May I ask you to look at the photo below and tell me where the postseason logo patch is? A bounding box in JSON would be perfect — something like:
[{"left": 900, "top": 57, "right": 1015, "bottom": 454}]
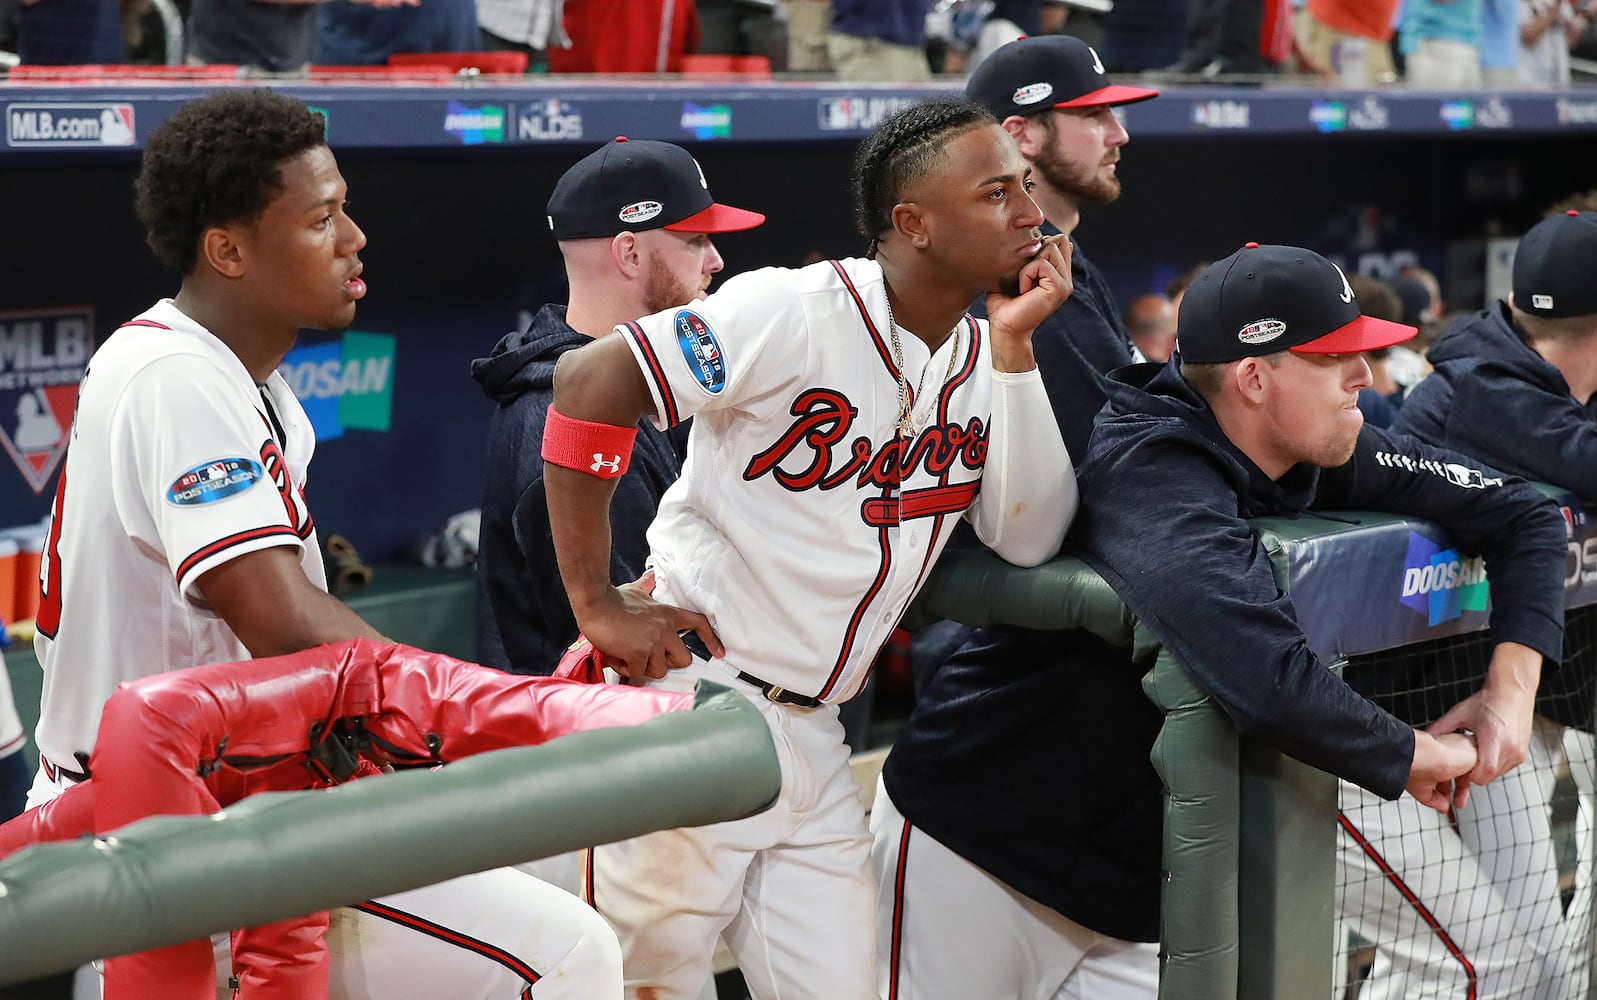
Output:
[
  {"left": 167, "top": 457, "right": 263, "bottom": 506},
  {"left": 674, "top": 310, "right": 726, "bottom": 394}
]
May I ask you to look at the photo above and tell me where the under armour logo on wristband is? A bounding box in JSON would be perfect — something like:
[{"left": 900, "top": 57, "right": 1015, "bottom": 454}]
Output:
[{"left": 591, "top": 455, "right": 622, "bottom": 474}]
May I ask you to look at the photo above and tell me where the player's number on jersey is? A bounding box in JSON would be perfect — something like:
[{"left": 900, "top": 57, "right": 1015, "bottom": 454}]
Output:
[{"left": 36, "top": 465, "right": 67, "bottom": 637}]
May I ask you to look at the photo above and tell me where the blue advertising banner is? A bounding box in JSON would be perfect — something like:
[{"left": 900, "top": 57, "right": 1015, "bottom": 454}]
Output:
[{"left": 1257, "top": 488, "right": 1596, "bottom": 662}]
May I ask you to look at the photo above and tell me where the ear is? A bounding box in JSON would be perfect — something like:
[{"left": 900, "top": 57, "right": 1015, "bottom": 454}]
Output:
[
  {"left": 1003, "top": 114, "right": 1045, "bottom": 159},
  {"left": 611, "top": 232, "right": 643, "bottom": 279},
  {"left": 890, "top": 202, "right": 930, "bottom": 250},
  {"left": 1232, "top": 357, "right": 1269, "bottom": 404},
  {"left": 199, "top": 226, "right": 246, "bottom": 279}
]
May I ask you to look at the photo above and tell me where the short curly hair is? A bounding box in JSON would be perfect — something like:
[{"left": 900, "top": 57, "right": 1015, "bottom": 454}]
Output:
[
  {"left": 851, "top": 99, "right": 995, "bottom": 259},
  {"left": 135, "top": 89, "right": 326, "bottom": 275}
]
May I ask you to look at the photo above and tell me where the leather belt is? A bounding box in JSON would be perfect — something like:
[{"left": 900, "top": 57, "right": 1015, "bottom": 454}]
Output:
[
  {"left": 678, "top": 629, "right": 824, "bottom": 709},
  {"left": 734, "top": 671, "right": 823, "bottom": 709}
]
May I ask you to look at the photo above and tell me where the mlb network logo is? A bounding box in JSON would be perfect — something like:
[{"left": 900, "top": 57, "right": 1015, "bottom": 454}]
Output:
[{"left": 1400, "top": 532, "right": 1488, "bottom": 626}]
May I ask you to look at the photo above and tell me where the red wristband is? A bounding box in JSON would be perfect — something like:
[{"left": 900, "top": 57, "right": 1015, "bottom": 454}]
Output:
[{"left": 542, "top": 405, "right": 637, "bottom": 480}]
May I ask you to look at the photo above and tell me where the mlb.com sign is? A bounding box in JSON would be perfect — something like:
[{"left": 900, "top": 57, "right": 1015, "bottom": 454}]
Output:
[
  {"left": 1400, "top": 532, "right": 1488, "bottom": 627},
  {"left": 7, "top": 103, "right": 134, "bottom": 147},
  {"left": 278, "top": 331, "right": 394, "bottom": 440}
]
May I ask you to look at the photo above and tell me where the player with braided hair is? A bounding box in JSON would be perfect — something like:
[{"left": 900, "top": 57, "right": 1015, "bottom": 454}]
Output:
[{"left": 542, "top": 97, "right": 1078, "bottom": 999}]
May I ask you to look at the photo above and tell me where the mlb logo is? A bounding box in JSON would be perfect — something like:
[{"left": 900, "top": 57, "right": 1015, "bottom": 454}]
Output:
[
  {"left": 203, "top": 463, "right": 227, "bottom": 481},
  {"left": 697, "top": 333, "right": 718, "bottom": 360},
  {"left": 1533, "top": 294, "right": 1554, "bottom": 310}
]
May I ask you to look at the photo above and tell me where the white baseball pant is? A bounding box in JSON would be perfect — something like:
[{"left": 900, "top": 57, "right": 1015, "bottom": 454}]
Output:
[{"left": 870, "top": 779, "right": 1159, "bottom": 1000}]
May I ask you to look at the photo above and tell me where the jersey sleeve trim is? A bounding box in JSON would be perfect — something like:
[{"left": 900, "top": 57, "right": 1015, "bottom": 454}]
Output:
[
  {"left": 175, "top": 525, "right": 304, "bottom": 592},
  {"left": 621, "top": 321, "right": 681, "bottom": 427}
]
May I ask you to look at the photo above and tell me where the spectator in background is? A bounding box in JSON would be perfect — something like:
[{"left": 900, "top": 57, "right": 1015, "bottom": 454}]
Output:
[
  {"left": 549, "top": 0, "right": 698, "bottom": 71},
  {"left": 14, "top": 0, "right": 124, "bottom": 63},
  {"left": 1050, "top": 0, "right": 1112, "bottom": 49},
  {"left": 1164, "top": 0, "right": 1291, "bottom": 73},
  {"left": 786, "top": 0, "right": 831, "bottom": 70},
  {"left": 1100, "top": 0, "right": 1187, "bottom": 69},
  {"left": 1520, "top": 0, "right": 1596, "bottom": 81},
  {"left": 1481, "top": 0, "right": 1522, "bottom": 80},
  {"left": 1124, "top": 292, "right": 1177, "bottom": 362},
  {"left": 827, "top": 0, "right": 932, "bottom": 80},
  {"left": 1389, "top": 268, "right": 1439, "bottom": 388},
  {"left": 967, "top": 0, "right": 1043, "bottom": 65},
  {"left": 1166, "top": 259, "right": 1209, "bottom": 313},
  {"left": 316, "top": 0, "right": 478, "bottom": 64},
  {"left": 1399, "top": 0, "right": 1483, "bottom": 86},
  {"left": 188, "top": 0, "right": 416, "bottom": 71},
  {"left": 1347, "top": 273, "right": 1407, "bottom": 427},
  {"left": 477, "top": 0, "right": 565, "bottom": 69},
  {"left": 1294, "top": 0, "right": 1399, "bottom": 82},
  {"left": 698, "top": 0, "right": 787, "bottom": 68}
]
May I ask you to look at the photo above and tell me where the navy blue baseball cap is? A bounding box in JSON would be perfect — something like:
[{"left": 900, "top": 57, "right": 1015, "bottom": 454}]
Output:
[
  {"left": 547, "top": 137, "right": 765, "bottom": 241},
  {"left": 966, "top": 35, "right": 1159, "bottom": 120},
  {"left": 1513, "top": 210, "right": 1597, "bottom": 318},
  {"left": 1176, "top": 243, "right": 1418, "bottom": 364}
]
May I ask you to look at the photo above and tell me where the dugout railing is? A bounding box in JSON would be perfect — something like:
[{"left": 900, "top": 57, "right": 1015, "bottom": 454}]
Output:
[
  {"left": 912, "top": 491, "right": 1597, "bottom": 1000},
  {"left": 0, "top": 679, "right": 781, "bottom": 984}
]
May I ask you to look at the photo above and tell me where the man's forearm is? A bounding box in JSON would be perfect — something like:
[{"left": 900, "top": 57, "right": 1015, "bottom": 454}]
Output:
[{"left": 970, "top": 368, "right": 1075, "bottom": 566}]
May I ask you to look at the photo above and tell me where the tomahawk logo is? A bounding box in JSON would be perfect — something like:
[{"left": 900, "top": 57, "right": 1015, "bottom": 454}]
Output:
[
  {"left": 1400, "top": 532, "right": 1488, "bottom": 626},
  {"left": 591, "top": 454, "right": 621, "bottom": 475}
]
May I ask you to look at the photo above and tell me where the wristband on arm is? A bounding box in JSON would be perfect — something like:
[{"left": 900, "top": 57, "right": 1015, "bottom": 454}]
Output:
[{"left": 542, "top": 405, "right": 638, "bottom": 480}]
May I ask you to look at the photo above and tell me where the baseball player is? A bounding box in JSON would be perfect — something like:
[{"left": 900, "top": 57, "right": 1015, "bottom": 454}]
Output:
[
  {"left": 473, "top": 137, "right": 764, "bottom": 677},
  {"left": 1, "top": 638, "right": 697, "bottom": 998},
  {"left": 873, "top": 244, "right": 1568, "bottom": 999},
  {"left": 1366, "top": 209, "right": 1597, "bottom": 997},
  {"left": 29, "top": 89, "right": 619, "bottom": 998},
  {"left": 542, "top": 98, "right": 1078, "bottom": 999},
  {"left": 962, "top": 34, "right": 1159, "bottom": 463}
]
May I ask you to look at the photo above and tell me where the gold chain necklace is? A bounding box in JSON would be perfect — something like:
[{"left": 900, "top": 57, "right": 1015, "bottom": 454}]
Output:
[{"left": 884, "top": 290, "right": 960, "bottom": 440}]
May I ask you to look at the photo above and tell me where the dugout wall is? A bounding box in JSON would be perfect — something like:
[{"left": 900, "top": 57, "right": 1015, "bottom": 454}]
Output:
[{"left": 913, "top": 491, "right": 1597, "bottom": 1000}]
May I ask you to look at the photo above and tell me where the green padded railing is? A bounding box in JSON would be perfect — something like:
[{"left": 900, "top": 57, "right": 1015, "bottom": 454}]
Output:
[
  {"left": 0, "top": 680, "right": 779, "bottom": 985},
  {"left": 911, "top": 526, "right": 1361, "bottom": 1000}
]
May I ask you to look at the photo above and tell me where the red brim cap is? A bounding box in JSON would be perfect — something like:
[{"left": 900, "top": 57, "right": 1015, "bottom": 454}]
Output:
[
  {"left": 1290, "top": 314, "right": 1417, "bottom": 355},
  {"left": 1055, "top": 84, "right": 1161, "bottom": 109},
  {"left": 664, "top": 202, "right": 766, "bottom": 234}
]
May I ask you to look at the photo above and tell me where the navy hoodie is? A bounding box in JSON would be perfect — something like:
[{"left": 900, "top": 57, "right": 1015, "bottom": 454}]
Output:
[
  {"left": 883, "top": 360, "right": 1566, "bottom": 944},
  {"left": 1399, "top": 302, "right": 1597, "bottom": 499},
  {"left": 471, "top": 304, "right": 684, "bottom": 674},
  {"left": 971, "top": 233, "right": 1137, "bottom": 465}
]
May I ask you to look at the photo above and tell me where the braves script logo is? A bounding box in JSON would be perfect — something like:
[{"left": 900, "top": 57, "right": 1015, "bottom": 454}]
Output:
[
  {"left": 260, "top": 438, "right": 314, "bottom": 538},
  {"left": 742, "top": 388, "right": 987, "bottom": 513}
]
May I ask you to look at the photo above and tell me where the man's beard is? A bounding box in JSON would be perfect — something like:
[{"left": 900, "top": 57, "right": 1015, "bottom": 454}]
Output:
[
  {"left": 641, "top": 253, "right": 701, "bottom": 315},
  {"left": 998, "top": 273, "right": 1023, "bottom": 299},
  {"left": 1035, "top": 132, "right": 1121, "bottom": 205}
]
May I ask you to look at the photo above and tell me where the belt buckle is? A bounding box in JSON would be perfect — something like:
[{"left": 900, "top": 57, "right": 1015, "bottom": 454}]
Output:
[{"left": 763, "top": 684, "right": 788, "bottom": 705}]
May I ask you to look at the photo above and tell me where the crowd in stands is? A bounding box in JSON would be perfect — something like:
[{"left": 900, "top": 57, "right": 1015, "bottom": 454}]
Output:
[{"left": 1, "top": 0, "right": 1595, "bottom": 82}]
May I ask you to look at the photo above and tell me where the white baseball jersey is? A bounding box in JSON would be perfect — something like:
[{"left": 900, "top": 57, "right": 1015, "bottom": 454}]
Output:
[
  {"left": 623, "top": 257, "right": 1071, "bottom": 703},
  {"left": 32, "top": 299, "right": 322, "bottom": 772}
]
